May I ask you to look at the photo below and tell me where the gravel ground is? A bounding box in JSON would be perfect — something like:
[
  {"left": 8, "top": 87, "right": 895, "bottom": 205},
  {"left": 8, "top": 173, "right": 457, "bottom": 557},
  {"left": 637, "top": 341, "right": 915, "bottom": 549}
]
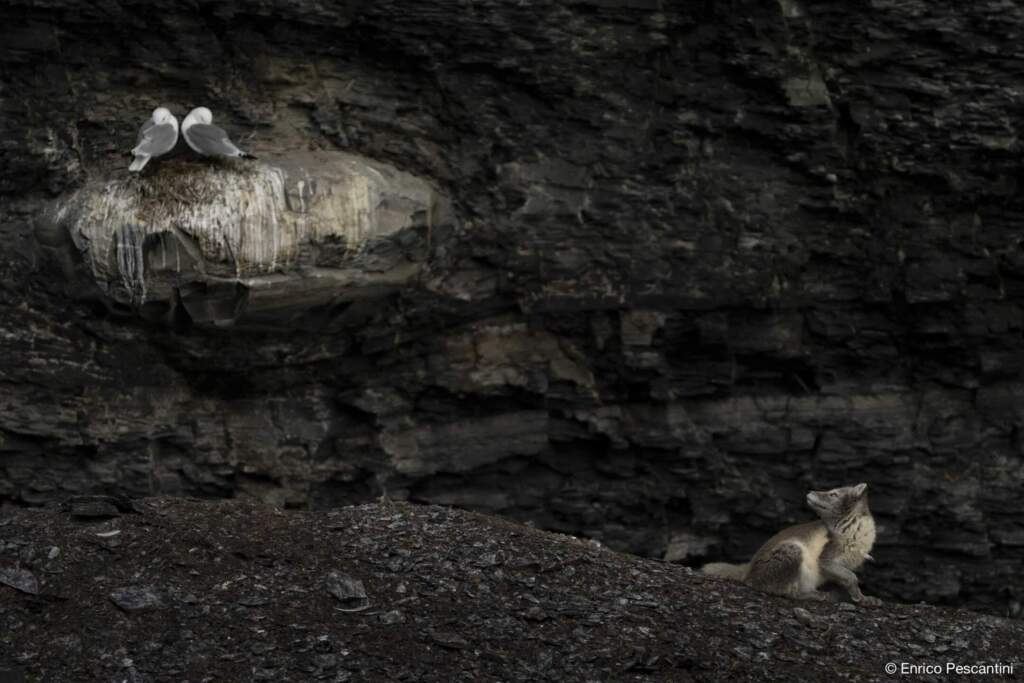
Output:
[{"left": 1, "top": 497, "right": 1021, "bottom": 682}]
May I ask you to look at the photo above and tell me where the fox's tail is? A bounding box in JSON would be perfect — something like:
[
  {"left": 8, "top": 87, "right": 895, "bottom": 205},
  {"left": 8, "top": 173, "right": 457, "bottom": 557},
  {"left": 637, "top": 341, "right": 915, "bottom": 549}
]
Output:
[{"left": 701, "top": 562, "right": 749, "bottom": 581}]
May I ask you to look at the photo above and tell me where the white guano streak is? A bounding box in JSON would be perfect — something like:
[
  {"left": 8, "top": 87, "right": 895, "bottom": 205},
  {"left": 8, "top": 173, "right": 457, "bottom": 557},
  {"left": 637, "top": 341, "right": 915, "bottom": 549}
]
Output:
[{"left": 65, "top": 165, "right": 376, "bottom": 302}]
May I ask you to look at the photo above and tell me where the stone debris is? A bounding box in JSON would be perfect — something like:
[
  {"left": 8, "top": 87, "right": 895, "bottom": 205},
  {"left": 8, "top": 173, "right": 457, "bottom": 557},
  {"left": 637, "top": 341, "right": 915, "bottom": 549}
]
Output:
[
  {"left": 109, "top": 586, "right": 163, "bottom": 612},
  {"left": 67, "top": 498, "right": 122, "bottom": 520},
  {"left": 0, "top": 567, "right": 39, "bottom": 595},
  {"left": 325, "top": 571, "right": 369, "bottom": 611},
  {"left": 3, "top": 498, "right": 1021, "bottom": 682}
]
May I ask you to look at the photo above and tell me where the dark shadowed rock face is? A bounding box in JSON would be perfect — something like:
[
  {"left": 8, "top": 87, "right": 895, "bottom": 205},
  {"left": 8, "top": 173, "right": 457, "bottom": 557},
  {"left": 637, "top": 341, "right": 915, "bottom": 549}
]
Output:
[{"left": 1, "top": 0, "right": 1023, "bottom": 617}]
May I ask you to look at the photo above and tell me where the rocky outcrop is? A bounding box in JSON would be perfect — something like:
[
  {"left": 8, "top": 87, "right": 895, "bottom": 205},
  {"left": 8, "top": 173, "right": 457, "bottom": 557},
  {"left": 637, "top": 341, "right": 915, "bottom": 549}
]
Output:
[
  {"left": 1, "top": 0, "right": 1023, "bottom": 618},
  {"left": 2, "top": 499, "right": 1023, "bottom": 682},
  {"left": 37, "top": 152, "right": 447, "bottom": 327}
]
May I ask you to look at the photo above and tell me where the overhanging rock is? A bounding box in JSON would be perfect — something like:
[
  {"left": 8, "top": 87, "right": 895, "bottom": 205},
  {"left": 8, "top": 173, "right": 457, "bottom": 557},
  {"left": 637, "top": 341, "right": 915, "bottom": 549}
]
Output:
[{"left": 38, "top": 152, "right": 452, "bottom": 328}]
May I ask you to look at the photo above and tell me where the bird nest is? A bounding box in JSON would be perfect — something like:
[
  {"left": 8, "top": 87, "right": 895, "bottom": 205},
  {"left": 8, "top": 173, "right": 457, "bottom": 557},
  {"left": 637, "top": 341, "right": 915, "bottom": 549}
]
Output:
[{"left": 56, "top": 159, "right": 376, "bottom": 303}]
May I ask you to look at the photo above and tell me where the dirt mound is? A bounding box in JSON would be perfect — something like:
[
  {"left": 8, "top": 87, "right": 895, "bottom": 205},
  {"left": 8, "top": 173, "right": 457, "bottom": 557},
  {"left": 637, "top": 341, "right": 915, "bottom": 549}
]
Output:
[{"left": 1, "top": 498, "right": 1021, "bottom": 682}]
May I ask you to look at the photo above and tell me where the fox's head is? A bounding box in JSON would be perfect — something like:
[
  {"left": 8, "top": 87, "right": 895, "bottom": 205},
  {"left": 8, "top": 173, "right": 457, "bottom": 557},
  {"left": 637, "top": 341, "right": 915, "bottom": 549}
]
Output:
[{"left": 806, "top": 483, "right": 869, "bottom": 527}]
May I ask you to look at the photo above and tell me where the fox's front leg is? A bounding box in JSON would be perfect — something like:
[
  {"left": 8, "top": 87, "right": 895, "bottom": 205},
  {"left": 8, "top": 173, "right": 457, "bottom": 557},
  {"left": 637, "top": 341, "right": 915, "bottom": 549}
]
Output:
[{"left": 820, "top": 561, "right": 881, "bottom": 606}]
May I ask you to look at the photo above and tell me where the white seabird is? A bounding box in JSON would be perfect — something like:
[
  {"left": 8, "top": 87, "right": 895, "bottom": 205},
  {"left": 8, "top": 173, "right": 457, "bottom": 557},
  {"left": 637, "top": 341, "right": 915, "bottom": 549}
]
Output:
[
  {"left": 129, "top": 107, "right": 179, "bottom": 172},
  {"left": 181, "top": 107, "right": 256, "bottom": 160}
]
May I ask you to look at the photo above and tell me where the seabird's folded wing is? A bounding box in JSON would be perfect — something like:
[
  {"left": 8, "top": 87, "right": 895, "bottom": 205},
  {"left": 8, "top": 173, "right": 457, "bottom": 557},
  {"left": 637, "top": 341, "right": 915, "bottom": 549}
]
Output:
[
  {"left": 133, "top": 122, "right": 178, "bottom": 157},
  {"left": 136, "top": 122, "right": 178, "bottom": 156},
  {"left": 135, "top": 118, "right": 156, "bottom": 148},
  {"left": 185, "top": 123, "right": 244, "bottom": 157}
]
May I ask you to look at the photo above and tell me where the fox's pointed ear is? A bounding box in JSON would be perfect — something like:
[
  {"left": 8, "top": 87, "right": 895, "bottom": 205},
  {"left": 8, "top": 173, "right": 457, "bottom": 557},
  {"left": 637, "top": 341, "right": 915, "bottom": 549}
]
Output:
[{"left": 853, "top": 483, "right": 868, "bottom": 496}]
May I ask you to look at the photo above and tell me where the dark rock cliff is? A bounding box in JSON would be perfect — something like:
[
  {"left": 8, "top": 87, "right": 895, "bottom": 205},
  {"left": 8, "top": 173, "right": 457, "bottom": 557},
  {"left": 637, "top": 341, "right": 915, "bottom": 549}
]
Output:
[{"left": 1, "top": 0, "right": 1022, "bottom": 617}]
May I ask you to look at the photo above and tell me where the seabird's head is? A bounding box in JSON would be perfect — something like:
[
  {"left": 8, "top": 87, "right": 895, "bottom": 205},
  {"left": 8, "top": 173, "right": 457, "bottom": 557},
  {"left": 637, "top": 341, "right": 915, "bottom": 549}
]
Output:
[
  {"left": 152, "top": 107, "right": 175, "bottom": 125},
  {"left": 187, "top": 107, "right": 213, "bottom": 125}
]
